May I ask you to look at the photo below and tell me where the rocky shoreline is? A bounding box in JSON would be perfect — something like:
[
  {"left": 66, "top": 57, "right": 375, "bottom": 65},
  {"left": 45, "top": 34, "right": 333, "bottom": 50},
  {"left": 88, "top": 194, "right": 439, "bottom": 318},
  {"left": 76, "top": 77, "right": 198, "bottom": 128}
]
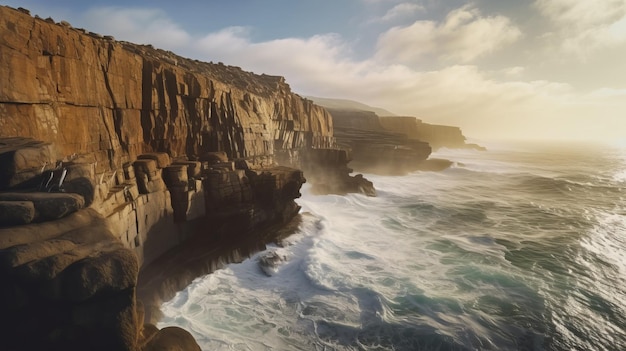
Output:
[{"left": 0, "top": 5, "right": 479, "bottom": 350}]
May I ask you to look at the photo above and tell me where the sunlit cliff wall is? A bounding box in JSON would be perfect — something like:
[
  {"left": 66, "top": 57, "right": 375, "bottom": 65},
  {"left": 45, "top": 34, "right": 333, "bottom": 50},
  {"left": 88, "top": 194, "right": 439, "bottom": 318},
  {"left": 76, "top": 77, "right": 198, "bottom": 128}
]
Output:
[
  {"left": 0, "top": 6, "right": 338, "bottom": 350},
  {"left": 0, "top": 6, "right": 333, "bottom": 174}
]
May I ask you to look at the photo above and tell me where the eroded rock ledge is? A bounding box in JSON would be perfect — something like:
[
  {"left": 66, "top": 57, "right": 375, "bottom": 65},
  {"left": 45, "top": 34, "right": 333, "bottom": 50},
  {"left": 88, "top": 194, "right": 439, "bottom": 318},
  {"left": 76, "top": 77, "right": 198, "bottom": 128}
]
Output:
[
  {"left": 0, "top": 5, "right": 375, "bottom": 351},
  {"left": 327, "top": 108, "right": 485, "bottom": 175}
]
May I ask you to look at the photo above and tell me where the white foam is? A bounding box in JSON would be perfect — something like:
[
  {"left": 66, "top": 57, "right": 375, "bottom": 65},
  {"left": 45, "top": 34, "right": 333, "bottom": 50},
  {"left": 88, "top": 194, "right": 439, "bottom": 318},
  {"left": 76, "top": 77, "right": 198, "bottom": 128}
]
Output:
[{"left": 158, "top": 145, "right": 626, "bottom": 350}]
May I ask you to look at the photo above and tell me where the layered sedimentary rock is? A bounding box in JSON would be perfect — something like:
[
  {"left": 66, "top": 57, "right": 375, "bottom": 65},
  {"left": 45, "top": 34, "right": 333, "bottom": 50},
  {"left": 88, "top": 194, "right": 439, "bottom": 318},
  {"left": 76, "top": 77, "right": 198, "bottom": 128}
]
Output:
[
  {"left": 378, "top": 116, "right": 485, "bottom": 150},
  {"left": 0, "top": 209, "right": 139, "bottom": 351},
  {"left": 0, "top": 6, "right": 333, "bottom": 169},
  {"left": 0, "top": 5, "right": 367, "bottom": 350},
  {"left": 328, "top": 108, "right": 433, "bottom": 174}
]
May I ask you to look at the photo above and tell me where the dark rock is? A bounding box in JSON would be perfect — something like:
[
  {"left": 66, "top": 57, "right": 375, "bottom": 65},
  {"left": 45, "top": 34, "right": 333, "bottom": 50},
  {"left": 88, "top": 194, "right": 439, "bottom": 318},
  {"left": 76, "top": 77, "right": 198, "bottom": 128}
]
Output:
[
  {"left": 200, "top": 151, "right": 229, "bottom": 164},
  {"left": 0, "top": 192, "right": 85, "bottom": 221},
  {"left": 0, "top": 200, "right": 35, "bottom": 226},
  {"left": 63, "top": 177, "right": 96, "bottom": 207},
  {"left": 133, "top": 159, "right": 159, "bottom": 175},
  {"left": 162, "top": 165, "right": 188, "bottom": 188},
  {"left": 142, "top": 326, "right": 201, "bottom": 351},
  {"left": 300, "top": 149, "right": 376, "bottom": 196},
  {"left": 62, "top": 247, "right": 138, "bottom": 302},
  {"left": 0, "top": 209, "right": 139, "bottom": 351},
  {"left": 258, "top": 250, "right": 286, "bottom": 276},
  {"left": 138, "top": 153, "right": 172, "bottom": 169},
  {"left": 140, "top": 323, "right": 160, "bottom": 346},
  {"left": 172, "top": 161, "right": 201, "bottom": 178}
]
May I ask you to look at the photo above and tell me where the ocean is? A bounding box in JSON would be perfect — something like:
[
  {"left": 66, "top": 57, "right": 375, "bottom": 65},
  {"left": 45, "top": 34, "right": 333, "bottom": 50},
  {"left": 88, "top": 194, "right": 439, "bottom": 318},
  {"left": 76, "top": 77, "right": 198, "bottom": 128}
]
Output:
[{"left": 158, "top": 141, "right": 626, "bottom": 351}]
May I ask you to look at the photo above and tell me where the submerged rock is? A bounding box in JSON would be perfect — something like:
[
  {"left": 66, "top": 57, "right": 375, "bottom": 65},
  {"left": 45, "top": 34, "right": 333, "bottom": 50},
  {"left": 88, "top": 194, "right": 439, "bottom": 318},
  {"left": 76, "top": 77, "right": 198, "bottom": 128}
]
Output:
[{"left": 258, "top": 250, "right": 287, "bottom": 276}]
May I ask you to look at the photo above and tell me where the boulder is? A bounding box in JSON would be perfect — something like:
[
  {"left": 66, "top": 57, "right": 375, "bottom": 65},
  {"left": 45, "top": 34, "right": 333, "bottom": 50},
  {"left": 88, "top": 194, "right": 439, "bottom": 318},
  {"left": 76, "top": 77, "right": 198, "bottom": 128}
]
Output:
[
  {"left": 142, "top": 326, "right": 201, "bottom": 351},
  {"left": 63, "top": 177, "right": 96, "bottom": 207},
  {"left": 133, "top": 159, "right": 158, "bottom": 176},
  {"left": 0, "top": 138, "right": 57, "bottom": 189},
  {"left": 138, "top": 153, "right": 171, "bottom": 168},
  {"left": 0, "top": 200, "right": 35, "bottom": 226},
  {"left": 62, "top": 247, "right": 138, "bottom": 302},
  {"left": 172, "top": 161, "right": 201, "bottom": 178},
  {"left": 0, "top": 192, "right": 85, "bottom": 221},
  {"left": 162, "top": 165, "right": 188, "bottom": 188}
]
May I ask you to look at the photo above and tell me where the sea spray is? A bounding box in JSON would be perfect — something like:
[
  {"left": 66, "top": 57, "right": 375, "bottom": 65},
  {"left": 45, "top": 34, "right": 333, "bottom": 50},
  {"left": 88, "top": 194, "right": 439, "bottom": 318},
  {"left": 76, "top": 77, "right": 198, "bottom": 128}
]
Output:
[{"left": 160, "top": 142, "right": 626, "bottom": 351}]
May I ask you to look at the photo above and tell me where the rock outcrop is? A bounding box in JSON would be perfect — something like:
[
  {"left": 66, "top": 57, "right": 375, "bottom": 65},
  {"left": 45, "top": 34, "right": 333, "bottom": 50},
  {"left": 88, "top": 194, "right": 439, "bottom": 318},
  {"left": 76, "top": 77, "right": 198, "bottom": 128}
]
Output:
[
  {"left": 328, "top": 108, "right": 433, "bottom": 175},
  {"left": 0, "top": 209, "right": 139, "bottom": 351},
  {"left": 327, "top": 108, "right": 485, "bottom": 174},
  {"left": 300, "top": 148, "right": 375, "bottom": 196},
  {"left": 0, "top": 5, "right": 372, "bottom": 351},
  {"left": 378, "top": 116, "right": 485, "bottom": 150}
]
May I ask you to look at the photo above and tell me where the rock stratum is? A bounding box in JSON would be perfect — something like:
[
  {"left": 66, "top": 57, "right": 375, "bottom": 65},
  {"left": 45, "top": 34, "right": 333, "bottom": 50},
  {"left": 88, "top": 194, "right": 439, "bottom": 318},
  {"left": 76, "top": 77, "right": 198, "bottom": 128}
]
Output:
[
  {"left": 0, "top": 6, "right": 373, "bottom": 351},
  {"left": 324, "top": 107, "right": 484, "bottom": 174}
]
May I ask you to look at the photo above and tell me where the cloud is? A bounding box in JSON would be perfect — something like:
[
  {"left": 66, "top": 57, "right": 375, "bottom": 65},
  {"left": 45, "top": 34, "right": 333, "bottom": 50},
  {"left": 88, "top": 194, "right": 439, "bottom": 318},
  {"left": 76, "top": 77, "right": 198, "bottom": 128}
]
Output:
[
  {"left": 502, "top": 66, "right": 525, "bottom": 78},
  {"left": 82, "top": 7, "right": 191, "bottom": 49},
  {"left": 72, "top": 5, "right": 625, "bottom": 142},
  {"left": 375, "top": 5, "right": 522, "bottom": 65},
  {"left": 379, "top": 3, "right": 424, "bottom": 22},
  {"left": 535, "top": 0, "right": 626, "bottom": 53}
]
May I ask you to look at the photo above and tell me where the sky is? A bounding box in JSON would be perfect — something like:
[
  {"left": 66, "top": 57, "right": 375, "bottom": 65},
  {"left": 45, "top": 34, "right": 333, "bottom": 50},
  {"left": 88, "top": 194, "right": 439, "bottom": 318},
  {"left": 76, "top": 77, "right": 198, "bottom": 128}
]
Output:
[{"left": 3, "top": 0, "right": 626, "bottom": 143}]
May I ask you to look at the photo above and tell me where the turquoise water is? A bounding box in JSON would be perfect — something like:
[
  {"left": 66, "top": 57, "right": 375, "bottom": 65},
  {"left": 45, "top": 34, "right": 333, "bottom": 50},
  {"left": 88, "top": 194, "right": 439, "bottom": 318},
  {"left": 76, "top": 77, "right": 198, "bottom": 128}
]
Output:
[{"left": 159, "top": 142, "right": 626, "bottom": 350}]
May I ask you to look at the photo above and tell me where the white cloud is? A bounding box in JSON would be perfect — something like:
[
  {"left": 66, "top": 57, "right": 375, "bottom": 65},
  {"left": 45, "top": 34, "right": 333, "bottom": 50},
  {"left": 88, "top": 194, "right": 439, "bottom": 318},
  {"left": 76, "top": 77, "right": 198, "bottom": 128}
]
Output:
[
  {"left": 73, "top": 5, "right": 625, "bottom": 142},
  {"left": 502, "top": 66, "right": 525, "bottom": 78},
  {"left": 375, "top": 5, "right": 522, "bottom": 65},
  {"left": 589, "top": 87, "right": 626, "bottom": 98},
  {"left": 82, "top": 7, "right": 191, "bottom": 49},
  {"left": 535, "top": 0, "right": 626, "bottom": 53},
  {"left": 380, "top": 3, "right": 424, "bottom": 22}
]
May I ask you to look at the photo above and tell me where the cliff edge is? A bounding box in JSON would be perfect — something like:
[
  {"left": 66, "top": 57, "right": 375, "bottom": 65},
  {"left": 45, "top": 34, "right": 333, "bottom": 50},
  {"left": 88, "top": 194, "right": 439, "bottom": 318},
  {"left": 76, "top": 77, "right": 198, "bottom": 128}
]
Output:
[{"left": 0, "top": 6, "right": 372, "bottom": 350}]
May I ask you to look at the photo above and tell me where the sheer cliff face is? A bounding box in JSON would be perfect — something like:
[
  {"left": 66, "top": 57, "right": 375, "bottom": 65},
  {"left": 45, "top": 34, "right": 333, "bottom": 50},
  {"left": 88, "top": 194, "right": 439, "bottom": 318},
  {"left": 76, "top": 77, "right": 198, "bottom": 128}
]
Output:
[
  {"left": 378, "top": 116, "right": 466, "bottom": 149},
  {"left": 0, "top": 6, "right": 333, "bottom": 173}
]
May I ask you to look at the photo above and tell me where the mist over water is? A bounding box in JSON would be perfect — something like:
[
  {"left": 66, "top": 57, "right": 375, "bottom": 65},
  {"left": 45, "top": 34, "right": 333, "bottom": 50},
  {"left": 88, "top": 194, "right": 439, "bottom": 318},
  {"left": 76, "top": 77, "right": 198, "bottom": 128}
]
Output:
[{"left": 159, "top": 142, "right": 626, "bottom": 351}]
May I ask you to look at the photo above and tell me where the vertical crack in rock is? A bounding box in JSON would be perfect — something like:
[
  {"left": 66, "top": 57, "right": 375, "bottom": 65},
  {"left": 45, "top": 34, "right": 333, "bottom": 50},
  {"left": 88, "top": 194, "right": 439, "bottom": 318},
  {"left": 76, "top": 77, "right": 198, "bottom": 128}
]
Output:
[{"left": 103, "top": 42, "right": 128, "bottom": 154}]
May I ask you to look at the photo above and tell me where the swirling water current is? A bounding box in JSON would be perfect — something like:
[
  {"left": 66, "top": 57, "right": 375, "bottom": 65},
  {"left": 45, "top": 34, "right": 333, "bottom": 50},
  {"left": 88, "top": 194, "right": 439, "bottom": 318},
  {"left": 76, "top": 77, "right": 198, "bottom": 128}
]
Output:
[{"left": 159, "top": 142, "right": 626, "bottom": 350}]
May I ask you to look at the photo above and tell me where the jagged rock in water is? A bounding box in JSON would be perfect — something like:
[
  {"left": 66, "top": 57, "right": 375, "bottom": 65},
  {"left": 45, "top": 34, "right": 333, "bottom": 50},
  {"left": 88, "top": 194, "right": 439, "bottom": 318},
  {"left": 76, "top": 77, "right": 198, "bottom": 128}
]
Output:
[
  {"left": 258, "top": 250, "right": 287, "bottom": 276},
  {"left": 301, "top": 148, "right": 376, "bottom": 196}
]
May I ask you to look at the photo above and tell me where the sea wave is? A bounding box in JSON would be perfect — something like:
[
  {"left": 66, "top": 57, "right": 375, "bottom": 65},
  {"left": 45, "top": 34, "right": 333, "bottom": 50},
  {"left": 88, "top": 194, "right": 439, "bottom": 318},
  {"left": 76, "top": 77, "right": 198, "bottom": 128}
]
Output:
[{"left": 159, "top": 143, "right": 626, "bottom": 351}]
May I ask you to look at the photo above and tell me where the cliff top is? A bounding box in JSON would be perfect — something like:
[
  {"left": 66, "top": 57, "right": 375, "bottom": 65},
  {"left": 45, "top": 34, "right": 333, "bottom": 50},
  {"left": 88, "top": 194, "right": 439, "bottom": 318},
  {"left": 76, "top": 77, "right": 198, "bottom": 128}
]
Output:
[
  {"left": 1, "top": 5, "right": 291, "bottom": 98},
  {"left": 307, "top": 96, "right": 397, "bottom": 117}
]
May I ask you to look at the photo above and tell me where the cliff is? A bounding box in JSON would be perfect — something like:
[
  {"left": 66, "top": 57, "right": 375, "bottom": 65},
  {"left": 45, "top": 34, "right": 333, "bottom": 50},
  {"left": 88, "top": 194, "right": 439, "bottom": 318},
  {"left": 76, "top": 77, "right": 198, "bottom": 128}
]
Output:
[
  {"left": 0, "top": 5, "right": 372, "bottom": 350},
  {"left": 378, "top": 116, "right": 485, "bottom": 150},
  {"left": 0, "top": 7, "right": 334, "bottom": 168},
  {"left": 327, "top": 108, "right": 434, "bottom": 174}
]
